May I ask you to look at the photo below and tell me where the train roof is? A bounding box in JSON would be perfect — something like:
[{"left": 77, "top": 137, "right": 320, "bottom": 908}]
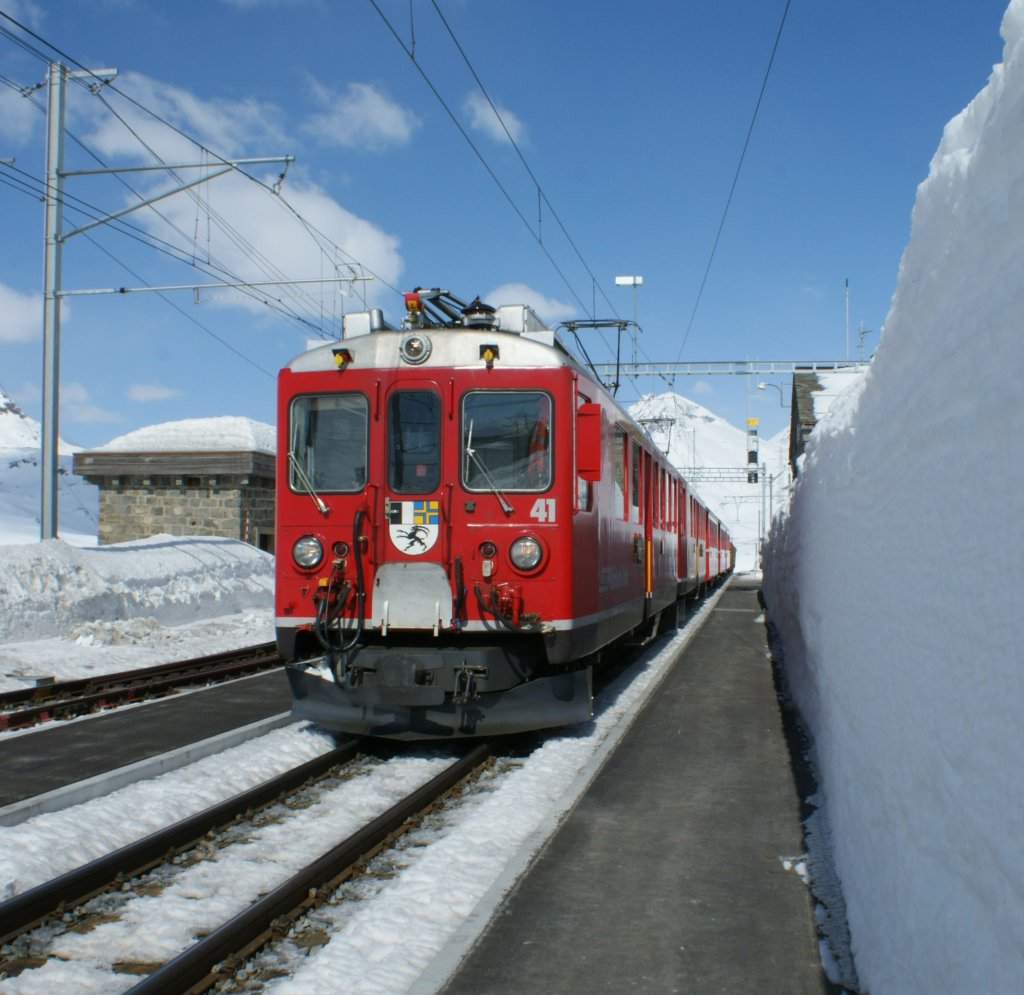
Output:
[{"left": 285, "top": 299, "right": 590, "bottom": 378}]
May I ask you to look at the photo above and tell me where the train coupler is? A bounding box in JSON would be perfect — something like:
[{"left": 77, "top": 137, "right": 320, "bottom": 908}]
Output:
[
  {"left": 453, "top": 665, "right": 488, "bottom": 705},
  {"left": 325, "top": 650, "right": 363, "bottom": 689}
]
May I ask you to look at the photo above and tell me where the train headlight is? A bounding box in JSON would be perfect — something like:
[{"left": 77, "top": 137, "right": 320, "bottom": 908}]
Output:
[
  {"left": 399, "top": 333, "right": 431, "bottom": 365},
  {"left": 292, "top": 535, "right": 324, "bottom": 569},
  {"left": 509, "top": 535, "right": 543, "bottom": 572}
]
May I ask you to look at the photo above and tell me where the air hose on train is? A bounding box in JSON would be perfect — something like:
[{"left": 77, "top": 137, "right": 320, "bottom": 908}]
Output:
[
  {"left": 326, "top": 508, "right": 367, "bottom": 687},
  {"left": 473, "top": 583, "right": 539, "bottom": 632},
  {"left": 453, "top": 556, "right": 467, "bottom": 631}
]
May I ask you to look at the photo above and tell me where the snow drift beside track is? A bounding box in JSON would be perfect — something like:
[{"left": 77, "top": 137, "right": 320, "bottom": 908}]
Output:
[{"left": 763, "top": 2, "right": 1024, "bottom": 991}]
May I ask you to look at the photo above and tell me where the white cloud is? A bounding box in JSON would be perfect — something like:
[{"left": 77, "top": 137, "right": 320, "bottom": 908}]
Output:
[
  {"left": 304, "top": 81, "right": 420, "bottom": 152},
  {"left": 0, "top": 283, "right": 40, "bottom": 342},
  {"left": 142, "top": 170, "right": 404, "bottom": 316},
  {"left": 485, "top": 283, "right": 574, "bottom": 325},
  {"left": 0, "top": 85, "right": 41, "bottom": 148},
  {"left": 79, "top": 71, "right": 289, "bottom": 164},
  {"left": 127, "top": 383, "right": 182, "bottom": 402},
  {"left": 693, "top": 380, "right": 714, "bottom": 396},
  {"left": 61, "top": 382, "right": 123, "bottom": 424},
  {"left": 1, "top": 0, "right": 45, "bottom": 29},
  {"left": 463, "top": 92, "right": 525, "bottom": 146}
]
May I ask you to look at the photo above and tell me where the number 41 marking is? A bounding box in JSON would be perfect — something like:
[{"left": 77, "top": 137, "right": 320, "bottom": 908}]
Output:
[{"left": 529, "top": 498, "right": 557, "bottom": 523}]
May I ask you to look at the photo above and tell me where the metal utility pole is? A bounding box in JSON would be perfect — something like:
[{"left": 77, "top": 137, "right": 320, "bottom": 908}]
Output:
[
  {"left": 38, "top": 61, "right": 293, "bottom": 540},
  {"left": 845, "top": 277, "right": 850, "bottom": 361},
  {"left": 41, "top": 62, "right": 117, "bottom": 540}
]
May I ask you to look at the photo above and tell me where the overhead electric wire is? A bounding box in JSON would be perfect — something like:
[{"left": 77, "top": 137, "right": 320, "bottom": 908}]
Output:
[
  {"left": 0, "top": 9, "right": 384, "bottom": 338},
  {"left": 0, "top": 99, "right": 330, "bottom": 338},
  {"left": 0, "top": 158, "right": 282, "bottom": 372},
  {"left": 427, "top": 0, "right": 619, "bottom": 321},
  {"left": 675, "top": 0, "right": 792, "bottom": 361},
  {"left": 91, "top": 90, "right": 331, "bottom": 334},
  {"left": 368, "top": 0, "right": 595, "bottom": 321},
  {"left": 81, "top": 231, "right": 276, "bottom": 378}
]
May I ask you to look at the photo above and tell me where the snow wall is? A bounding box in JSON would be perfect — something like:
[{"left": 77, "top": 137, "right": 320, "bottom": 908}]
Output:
[{"left": 762, "top": 2, "right": 1024, "bottom": 992}]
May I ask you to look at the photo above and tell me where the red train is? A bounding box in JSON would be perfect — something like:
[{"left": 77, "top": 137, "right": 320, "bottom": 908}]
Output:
[{"left": 276, "top": 290, "right": 733, "bottom": 739}]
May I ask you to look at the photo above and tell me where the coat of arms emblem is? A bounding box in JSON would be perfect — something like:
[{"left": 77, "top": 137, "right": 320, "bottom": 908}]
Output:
[{"left": 387, "top": 499, "right": 440, "bottom": 555}]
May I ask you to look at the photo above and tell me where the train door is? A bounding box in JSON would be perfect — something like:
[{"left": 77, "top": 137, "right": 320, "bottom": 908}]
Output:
[
  {"left": 376, "top": 381, "right": 451, "bottom": 633},
  {"left": 678, "top": 483, "right": 687, "bottom": 583}
]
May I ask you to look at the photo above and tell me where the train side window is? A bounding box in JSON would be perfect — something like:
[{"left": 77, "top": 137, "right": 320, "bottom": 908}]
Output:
[
  {"left": 289, "top": 393, "right": 368, "bottom": 493},
  {"left": 614, "top": 429, "right": 627, "bottom": 519},
  {"left": 388, "top": 390, "right": 441, "bottom": 493},
  {"left": 462, "top": 390, "right": 552, "bottom": 492},
  {"left": 631, "top": 440, "right": 641, "bottom": 524}
]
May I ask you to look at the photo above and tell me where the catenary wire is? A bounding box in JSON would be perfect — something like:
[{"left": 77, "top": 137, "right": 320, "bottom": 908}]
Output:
[
  {"left": 675, "top": 0, "right": 792, "bottom": 361},
  {"left": 368, "top": 0, "right": 596, "bottom": 321},
  {"left": 0, "top": 10, "right": 382, "bottom": 333}
]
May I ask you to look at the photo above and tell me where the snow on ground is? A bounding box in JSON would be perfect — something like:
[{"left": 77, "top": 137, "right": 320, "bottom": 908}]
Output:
[
  {"left": 8, "top": 8, "right": 1021, "bottom": 984},
  {"left": 0, "top": 404, "right": 277, "bottom": 691},
  {"left": 0, "top": 536, "right": 275, "bottom": 692},
  {"left": 763, "top": 2, "right": 1024, "bottom": 992},
  {"left": 0, "top": 595, "right": 725, "bottom": 994},
  {"left": 0, "top": 395, "right": 763, "bottom": 991}
]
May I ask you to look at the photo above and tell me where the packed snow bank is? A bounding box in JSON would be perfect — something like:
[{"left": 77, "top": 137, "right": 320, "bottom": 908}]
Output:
[
  {"left": 0, "top": 535, "right": 274, "bottom": 644},
  {"left": 763, "top": 3, "right": 1024, "bottom": 992}
]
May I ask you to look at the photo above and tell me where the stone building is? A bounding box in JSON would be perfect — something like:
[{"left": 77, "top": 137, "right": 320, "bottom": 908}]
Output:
[{"left": 73, "top": 417, "right": 276, "bottom": 551}]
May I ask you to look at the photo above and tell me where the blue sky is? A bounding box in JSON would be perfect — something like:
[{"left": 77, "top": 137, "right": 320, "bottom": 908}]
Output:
[{"left": 0, "top": 0, "right": 1011, "bottom": 448}]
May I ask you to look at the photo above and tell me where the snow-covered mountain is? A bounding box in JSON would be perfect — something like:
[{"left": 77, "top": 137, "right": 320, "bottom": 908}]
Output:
[
  {"left": 0, "top": 390, "right": 45, "bottom": 451},
  {"left": 0, "top": 388, "right": 98, "bottom": 545}
]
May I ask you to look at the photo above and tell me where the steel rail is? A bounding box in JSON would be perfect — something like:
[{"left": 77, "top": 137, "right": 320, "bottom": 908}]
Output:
[
  {"left": 127, "top": 741, "right": 497, "bottom": 995},
  {"left": 0, "top": 642, "right": 283, "bottom": 730},
  {"left": 0, "top": 741, "right": 360, "bottom": 944}
]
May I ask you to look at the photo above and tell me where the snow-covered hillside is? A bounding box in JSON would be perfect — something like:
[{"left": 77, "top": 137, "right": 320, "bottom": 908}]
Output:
[
  {"left": 763, "top": 2, "right": 1024, "bottom": 991},
  {"left": 0, "top": 390, "right": 98, "bottom": 546}
]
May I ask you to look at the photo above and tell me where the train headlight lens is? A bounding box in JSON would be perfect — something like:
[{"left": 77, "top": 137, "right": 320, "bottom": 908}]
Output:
[
  {"left": 479, "top": 541, "right": 497, "bottom": 559},
  {"left": 293, "top": 535, "right": 324, "bottom": 569},
  {"left": 400, "top": 333, "right": 431, "bottom": 364},
  {"left": 509, "top": 536, "right": 543, "bottom": 571}
]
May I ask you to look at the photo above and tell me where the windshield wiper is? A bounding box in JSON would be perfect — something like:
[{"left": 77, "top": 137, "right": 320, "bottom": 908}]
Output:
[
  {"left": 287, "top": 451, "right": 330, "bottom": 515},
  {"left": 465, "top": 420, "right": 513, "bottom": 515}
]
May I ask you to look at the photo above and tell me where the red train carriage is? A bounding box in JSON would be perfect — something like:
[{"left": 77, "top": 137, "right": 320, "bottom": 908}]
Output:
[{"left": 276, "top": 290, "right": 731, "bottom": 739}]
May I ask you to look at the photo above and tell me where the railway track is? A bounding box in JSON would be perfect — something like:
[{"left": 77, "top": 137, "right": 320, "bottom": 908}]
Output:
[
  {"left": 0, "top": 642, "right": 283, "bottom": 731},
  {"left": 0, "top": 740, "right": 497, "bottom": 991},
  {"left": 0, "top": 740, "right": 361, "bottom": 946}
]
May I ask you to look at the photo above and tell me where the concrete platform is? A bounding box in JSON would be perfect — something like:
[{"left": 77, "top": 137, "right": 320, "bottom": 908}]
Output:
[
  {"left": 442, "top": 578, "right": 833, "bottom": 994},
  {"left": 0, "top": 669, "right": 292, "bottom": 808}
]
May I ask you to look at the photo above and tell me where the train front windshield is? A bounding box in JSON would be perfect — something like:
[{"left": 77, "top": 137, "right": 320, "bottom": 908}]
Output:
[
  {"left": 288, "top": 393, "right": 368, "bottom": 493},
  {"left": 462, "top": 391, "right": 552, "bottom": 491}
]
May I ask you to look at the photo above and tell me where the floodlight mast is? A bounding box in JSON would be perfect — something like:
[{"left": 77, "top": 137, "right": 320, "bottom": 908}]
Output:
[
  {"left": 38, "top": 61, "right": 293, "bottom": 540},
  {"left": 614, "top": 275, "right": 643, "bottom": 365}
]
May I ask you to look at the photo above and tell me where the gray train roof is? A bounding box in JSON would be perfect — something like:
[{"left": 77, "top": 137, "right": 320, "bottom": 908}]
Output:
[{"left": 285, "top": 304, "right": 588, "bottom": 376}]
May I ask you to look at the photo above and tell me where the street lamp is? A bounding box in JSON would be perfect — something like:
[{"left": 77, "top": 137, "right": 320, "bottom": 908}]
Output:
[
  {"left": 757, "top": 381, "right": 790, "bottom": 408},
  {"left": 614, "top": 275, "right": 642, "bottom": 365}
]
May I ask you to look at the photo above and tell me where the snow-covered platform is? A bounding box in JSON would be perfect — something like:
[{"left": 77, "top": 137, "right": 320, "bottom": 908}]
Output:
[{"left": 439, "top": 577, "right": 831, "bottom": 993}]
